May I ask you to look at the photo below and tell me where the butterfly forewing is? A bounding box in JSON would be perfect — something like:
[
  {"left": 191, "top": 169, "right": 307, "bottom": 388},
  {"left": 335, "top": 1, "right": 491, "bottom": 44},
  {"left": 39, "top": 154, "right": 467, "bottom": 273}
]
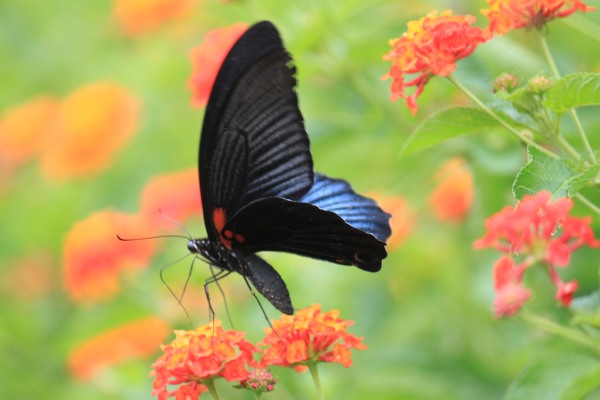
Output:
[{"left": 200, "top": 21, "right": 313, "bottom": 242}]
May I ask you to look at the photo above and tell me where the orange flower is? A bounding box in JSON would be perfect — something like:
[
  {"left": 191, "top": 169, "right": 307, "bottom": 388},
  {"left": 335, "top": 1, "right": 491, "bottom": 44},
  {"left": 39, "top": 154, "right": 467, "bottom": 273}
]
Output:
[
  {"left": 383, "top": 10, "right": 490, "bottom": 115},
  {"left": 139, "top": 168, "right": 202, "bottom": 230},
  {"left": 187, "top": 23, "right": 248, "bottom": 108},
  {"left": 370, "top": 194, "right": 414, "bottom": 249},
  {"left": 63, "top": 210, "right": 156, "bottom": 302},
  {"left": 2, "top": 251, "right": 55, "bottom": 301},
  {"left": 113, "top": 0, "right": 195, "bottom": 36},
  {"left": 429, "top": 158, "right": 474, "bottom": 223},
  {"left": 68, "top": 317, "right": 170, "bottom": 380},
  {"left": 150, "top": 320, "right": 257, "bottom": 399},
  {"left": 260, "top": 304, "right": 367, "bottom": 371},
  {"left": 0, "top": 96, "right": 58, "bottom": 170},
  {"left": 482, "top": 0, "right": 596, "bottom": 35},
  {"left": 40, "top": 82, "right": 140, "bottom": 179}
]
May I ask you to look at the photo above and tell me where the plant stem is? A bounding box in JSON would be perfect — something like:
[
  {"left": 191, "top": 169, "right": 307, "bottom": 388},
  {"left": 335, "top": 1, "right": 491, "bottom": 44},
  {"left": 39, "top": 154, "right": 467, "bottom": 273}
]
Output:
[
  {"left": 575, "top": 193, "right": 600, "bottom": 219},
  {"left": 308, "top": 363, "right": 325, "bottom": 400},
  {"left": 205, "top": 379, "right": 221, "bottom": 400},
  {"left": 538, "top": 32, "right": 597, "bottom": 164},
  {"left": 520, "top": 309, "right": 600, "bottom": 356},
  {"left": 447, "top": 74, "right": 559, "bottom": 160}
]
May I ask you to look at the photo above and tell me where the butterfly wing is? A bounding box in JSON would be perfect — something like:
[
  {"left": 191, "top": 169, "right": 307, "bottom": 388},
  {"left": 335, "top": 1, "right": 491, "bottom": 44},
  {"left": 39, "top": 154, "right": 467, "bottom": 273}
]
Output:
[
  {"left": 223, "top": 176, "right": 390, "bottom": 272},
  {"left": 199, "top": 21, "right": 313, "bottom": 242},
  {"left": 300, "top": 174, "right": 391, "bottom": 242}
]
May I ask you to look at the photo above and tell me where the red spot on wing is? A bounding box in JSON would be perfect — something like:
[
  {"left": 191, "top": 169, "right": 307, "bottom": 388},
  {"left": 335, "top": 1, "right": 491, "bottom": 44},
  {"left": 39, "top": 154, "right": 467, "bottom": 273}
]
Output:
[{"left": 212, "top": 208, "right": 231, "bottom": 248}]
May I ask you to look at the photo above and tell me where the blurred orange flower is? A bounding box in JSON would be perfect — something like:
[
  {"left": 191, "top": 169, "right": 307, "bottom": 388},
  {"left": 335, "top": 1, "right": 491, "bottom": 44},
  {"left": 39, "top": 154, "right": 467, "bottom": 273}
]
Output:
[
  {"left": 383, "top": 10, "right": 490, "bottom": 115},
  {"left": 0, "top": 96, "right": 58, "bottom": 171},
  {"left": 429, "top": 157, "right": 474, "bottom": 223},
  {"left": 68, "top": 317, "right": 170, "bottom": 380},
  {"left": 482, "top": 0, "right": 596, "bottom": 35},
  {"left": 188, "top": 23, "right": 248, "bottom": 108},
  {"left": 371, "top": 194, "right": 414, "bottom": 249},
  {"left": 139, "top": 168, "right": 202, "bottom": 230},
  {"left": 113, "top": 0, "right": 195, "bottom": 36},
  {"left": 2, "top": 251, "right": 55, "bottom": 301},
  {"left": 260, "top": 304, "right": 367, "bottom": 371},
  {"left": 63, "top": 210, "right": 156, "bottom": 302},
  {"left": 150, "top": 320, "right": 257, "bottom": 399},
  {"left": 40, "top": 82, "right": 140, "bottom": 179}
]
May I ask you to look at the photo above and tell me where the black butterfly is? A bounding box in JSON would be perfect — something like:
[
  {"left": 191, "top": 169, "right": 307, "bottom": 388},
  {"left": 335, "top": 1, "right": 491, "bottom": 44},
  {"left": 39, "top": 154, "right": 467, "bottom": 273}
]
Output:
[{"left": 187, "top": 21, "right": 391, "bottom": 315}]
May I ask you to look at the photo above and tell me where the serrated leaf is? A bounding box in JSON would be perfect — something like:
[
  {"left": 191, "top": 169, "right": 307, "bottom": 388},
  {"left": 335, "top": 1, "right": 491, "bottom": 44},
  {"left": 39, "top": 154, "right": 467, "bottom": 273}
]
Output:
[
  {"left": 513, "top": 146, "right": 599, "bottom": 200},
  {"left": 400, "top": 107, "right": 503, "bottom": 156},
  {"left": 504, "top": 351, "right": 600, "bottom": 400},
  {"left": 545, "top": 73, "right": 600, "bottom": 114}
]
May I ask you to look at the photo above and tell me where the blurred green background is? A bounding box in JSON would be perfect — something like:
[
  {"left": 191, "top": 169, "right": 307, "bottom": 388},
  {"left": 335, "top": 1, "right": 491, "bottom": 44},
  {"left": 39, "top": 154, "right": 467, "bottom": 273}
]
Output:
[{"left": 2, "top": 0, "right": 600, "bottom": 399}]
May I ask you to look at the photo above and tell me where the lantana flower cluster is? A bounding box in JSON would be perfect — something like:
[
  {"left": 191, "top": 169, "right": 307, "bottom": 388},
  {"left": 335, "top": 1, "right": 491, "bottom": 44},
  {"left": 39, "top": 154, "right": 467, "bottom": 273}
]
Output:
[
  {"left": 383, "top": 0, "right": 595, "bottom": 114},
  {"left": 474, "top": 192, "right": 600, "bottom": 317},
  {"left": 150, "top": 305, "right": 366, "bottom": 399}
]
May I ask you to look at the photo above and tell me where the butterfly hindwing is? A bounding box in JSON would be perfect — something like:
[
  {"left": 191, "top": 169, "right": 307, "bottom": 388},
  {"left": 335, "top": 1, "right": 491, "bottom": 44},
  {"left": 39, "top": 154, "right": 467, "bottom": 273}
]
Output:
[
  {"left": 300, "top": 174, "right": 391, "bottom": 243},
  {"left": 223, "top": 193, "right": 389, "bottom": 272},
  {"left": 200, "top": 21, "right": 313, "bottom": 241}
]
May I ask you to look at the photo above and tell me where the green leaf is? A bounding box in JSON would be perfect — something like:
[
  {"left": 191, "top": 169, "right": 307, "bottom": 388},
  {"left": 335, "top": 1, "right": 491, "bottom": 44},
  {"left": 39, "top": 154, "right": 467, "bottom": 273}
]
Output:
[
  {"left": 545, "top": 73, "right": 600, "bottom": 114},
  {"left": 400, "top": 107, "right": 503, "bottom": 156},
  {"left": 496, "top": 86, "right": 537, "bottom": 114},
  {"left": 512, "top": 146, "right": 599, "bottom": 200},
  {"left": 571, "top": 290, "right": 600, "bottom": 329},
  {"left": 504, "top": 351, "right": 600, "bottom": 400}
]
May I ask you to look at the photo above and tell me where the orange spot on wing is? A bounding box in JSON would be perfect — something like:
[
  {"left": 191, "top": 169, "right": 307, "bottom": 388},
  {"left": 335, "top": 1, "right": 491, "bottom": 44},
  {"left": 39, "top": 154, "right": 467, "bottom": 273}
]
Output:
[{"left": 213, "top": 208, "right": 231, "bottom": 248}]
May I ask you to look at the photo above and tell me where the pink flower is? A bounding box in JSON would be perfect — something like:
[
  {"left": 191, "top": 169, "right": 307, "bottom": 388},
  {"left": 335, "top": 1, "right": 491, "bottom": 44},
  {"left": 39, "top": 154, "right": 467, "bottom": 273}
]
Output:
[{"left": 492, "top": 256, "right": 531, "bottom": 317}]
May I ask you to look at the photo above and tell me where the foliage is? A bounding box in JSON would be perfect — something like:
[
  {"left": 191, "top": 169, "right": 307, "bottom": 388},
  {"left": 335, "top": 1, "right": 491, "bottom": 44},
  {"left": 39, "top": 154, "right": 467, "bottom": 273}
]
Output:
[{"left": 1, "top": 0, "right": 600, "bottom": 399}]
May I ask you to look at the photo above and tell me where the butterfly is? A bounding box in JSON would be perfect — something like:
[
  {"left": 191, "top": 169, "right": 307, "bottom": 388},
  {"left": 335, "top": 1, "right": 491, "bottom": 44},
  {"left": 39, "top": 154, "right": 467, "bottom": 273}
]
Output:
[{"left": 187, "top": 21, "right": 392, "bottom": 315}]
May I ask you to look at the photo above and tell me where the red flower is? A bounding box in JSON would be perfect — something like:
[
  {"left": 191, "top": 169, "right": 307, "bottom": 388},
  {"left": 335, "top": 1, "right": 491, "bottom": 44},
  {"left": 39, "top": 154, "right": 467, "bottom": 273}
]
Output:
[
  {"left": 482, "top": 0, "right": 596, "bottom": 35},
  {"left": 260, "top": 304, "right": 367, "bottom": 371},
  {"left": 383, "top": 10, "right": 490, "bottom": 115},
  {"left": 40, "top": 82, "right": 140, "bottom": 179},
  {"left": 113, "top": 0, "right": 194, "bottom": 37},
  {"left": 63, "top": 210, "right": 156, "bottom": 302},
  {"left": 150, "top": 320, "right": 257, "bottom": 399},
  {"left": 68, "top": 317, "right": 171, "bottom": 380},
  {"left": 240, "top": 368, "right": 276, "bottom": 395},
  {"left": 139, "top": 168, "right": 202, "bottom": 230},
  {"left": 187, "top": 23, "right": 248, "bottom": 108},
  {"left": 474, "top": 191, "right": 599, "bottom": 266},
  {"left": 428, "top": 157, "right": 474, "bottom": 223},
  {"left": 493, "top": 256, "right": 531, "bottom": 317},
  {"left": 475, "top": 191, "right": 600, "bottom": 313}
]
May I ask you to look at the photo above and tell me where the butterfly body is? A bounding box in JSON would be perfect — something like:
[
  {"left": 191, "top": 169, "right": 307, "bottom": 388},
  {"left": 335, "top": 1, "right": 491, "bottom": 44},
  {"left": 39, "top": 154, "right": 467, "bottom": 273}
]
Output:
[{"left": 192, "top": 21, "right": 391, "bottom": 315}]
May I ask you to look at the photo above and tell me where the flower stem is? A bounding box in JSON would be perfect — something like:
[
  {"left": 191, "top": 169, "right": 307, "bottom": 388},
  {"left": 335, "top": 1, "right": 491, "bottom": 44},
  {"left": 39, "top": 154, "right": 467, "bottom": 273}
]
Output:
[
  {"left": 205, "top": 379, "right": 221, "bottom": 400},
  {"left": 538, "top": 32, "right": 597, "bottom": 164},
  {"left": 308, "top": 363, "right": 325, "bottom": 400},
  {"left": 520, "top": 309, "right": 600, "bottom": 356},
  {"left": 447, "top": 74, "right": 559, "bottom": 160},
  {"left": 575, "top": 193, "right": 600, "bottom": 219}
]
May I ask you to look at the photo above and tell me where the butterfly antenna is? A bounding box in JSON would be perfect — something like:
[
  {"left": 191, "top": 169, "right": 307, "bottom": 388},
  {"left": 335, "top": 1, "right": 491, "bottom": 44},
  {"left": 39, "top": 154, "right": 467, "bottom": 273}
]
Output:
[
  {"left": 158, "top": 209, "right": 194, "bottom": 239},
  {"left": 117, "top": 233, "right": 190, "bottom": 241},
  {"left": 240, "top": 275, "right": 280, "bottom": 338},
  {"left": 159, "top": 253, "right": 194, "bottom": 327}
]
